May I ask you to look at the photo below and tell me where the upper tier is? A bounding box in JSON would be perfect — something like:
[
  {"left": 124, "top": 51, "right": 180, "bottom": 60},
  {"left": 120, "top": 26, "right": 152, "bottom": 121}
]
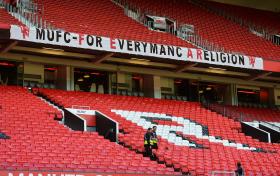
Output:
[
  {"left": 1, "top": 0, "right": 279, "bottom": 62},
  {"left": 203, "top": 1, "right": 280, "bottom": 33},
  {"left": 0, "top": 8, "right": 22, "bottom": 26},
  {"left": 38, "top": 0, "right": 195, "bottom": 48},
  {"left": 125, "top": 0, "right": 280, "bottom": 60}
]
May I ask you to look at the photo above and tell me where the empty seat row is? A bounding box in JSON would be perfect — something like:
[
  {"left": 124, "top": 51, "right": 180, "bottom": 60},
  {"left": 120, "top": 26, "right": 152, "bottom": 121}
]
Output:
[
  {"left": 39, "top": 88, "right": 280, "bottom": 175},
  {"left": 35, "top": 0, "right": 195, "bottom": 48},
  {"left": 0, "top": 85, "right": 178, "bottom": 175},
  {"left": 125, "top": 0, "right": 280, "bottom": 60},
  {"left": 211, "top": 103, "right": 280, "bottom": 122}
]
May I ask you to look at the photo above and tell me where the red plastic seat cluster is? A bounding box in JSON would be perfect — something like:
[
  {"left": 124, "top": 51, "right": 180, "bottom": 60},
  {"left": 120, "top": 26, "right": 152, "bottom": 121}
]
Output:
[
  {"left": 0, "top": 86, "right": 177, "bottom": 175},
  {"left": 125, "top": 0, "right": 280, "bottom": 60},
  {"left": 38, "top": 0, "right": 195, "bottom": 48},
  {"left": 0, "top": 8, "right": 22, "bottom": 27},
  {"left": 221, "top": 104, "right": 280, "bottom": 122},
  {"left": 38, "top": 88, "right": 280, "bottom": 175},
  {"left": 203, "top": 1, "right": 280, "bottom": 33}
]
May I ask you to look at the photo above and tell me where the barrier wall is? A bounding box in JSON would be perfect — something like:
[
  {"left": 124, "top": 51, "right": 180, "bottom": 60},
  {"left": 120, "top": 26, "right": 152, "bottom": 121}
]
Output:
[
  {"left": 64, "top": 109, "right": 85, "bottom": 131},
  {"left": 259, "top": 124, "right": 280, "bottom": 143},
  {"left": 241, "top": 122, "right": 270, "bottom": 143},
  {"left": 96, "top": 111, "right": 118, "bottom": 142}
]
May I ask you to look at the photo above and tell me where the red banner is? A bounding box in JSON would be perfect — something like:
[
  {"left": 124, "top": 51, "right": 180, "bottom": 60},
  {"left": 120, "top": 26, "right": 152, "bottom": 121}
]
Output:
[{"left": 263, "top": 60, "right": 280, "bottom": 72}]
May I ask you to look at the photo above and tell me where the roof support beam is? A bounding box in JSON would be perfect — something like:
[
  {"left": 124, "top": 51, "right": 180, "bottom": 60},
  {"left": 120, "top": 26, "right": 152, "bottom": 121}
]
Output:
[
  {"left": 106, "top": 57, "right": 177, "bottom": 69},
  {"left": 13, "top": 46, "right": 96, "bottom": 59},
  {"left": 175, "top": 63, "right": 198, "bottom": 72},
  {"left": 248, "top": 72, "right": 272, "bottom": 81},
  {"left": 93, "top": 53, "right": 114, "bottom": 64},
  {"left": 1, "top": 52, "right": 280, "bottom": 88},
  {"left": 0, "top": 41, "right": 18, "bottom": 54},
  {"left": 259, "top": 76, "right": 280, "bottom": 82}
]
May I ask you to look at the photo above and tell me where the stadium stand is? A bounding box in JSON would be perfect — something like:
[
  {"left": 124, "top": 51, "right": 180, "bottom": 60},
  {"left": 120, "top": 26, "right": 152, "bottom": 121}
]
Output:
[
  {"left": 1, "top": 0, "right": 280, "bottom": 175},
  {"left": 0, "top": 86, "right": 177, "bottom": 175},
  {"left": 3, "top": 0, "right": 279, "bottom": 59},
  {"left": 209, "top": 103, "right": 280, "bottom": 122},
  {"left": 0, "top": 8, "right": 22, "bottom": 26},
  {"left": 34, "top": 0, "right": 195, "bottom": 48},
  {"left": 38, "top": 88, "right": 280, "bottom": 175},
  {"left": 123, "top": 0, "right": 280, "bottom": 60},
  {"left": 201, "top": 0, "right": 280, "bottom": 33}
]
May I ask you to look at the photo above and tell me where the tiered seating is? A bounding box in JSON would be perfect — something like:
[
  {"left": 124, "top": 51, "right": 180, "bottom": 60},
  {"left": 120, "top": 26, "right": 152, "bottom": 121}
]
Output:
[
  {"left": 37, "top": 0, "right": 195, "bottom": 48},
  {"left": 213, "top": 104, "right": 280, "bottom": 122},
  {"left": 125, "top": 0, "right": 280, "bottom": 60},
  {"left": 0, "top": 8, "right": 22, "bottom": 27},
  {"left": 203, "top": 1, "right": 280, "bottom": 33},
  {"left": 39, "top": 88, "right": 280, "bottom": 175},
  {"left": 0, "top": 86, "right": 177, "bottom": 175}
]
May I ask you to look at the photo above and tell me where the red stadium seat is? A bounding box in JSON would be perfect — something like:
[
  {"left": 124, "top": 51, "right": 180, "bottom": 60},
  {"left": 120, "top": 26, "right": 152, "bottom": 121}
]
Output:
[
  {"left": 37, "top": 88, "right": 280, "bottom": 175},
  {"left": 0, "top": 85, "right": 178, "bottom": 175},
  {"left": 35, "top": 0, "right": 195, "bottom": 48},
  {"left": 124, "top": 0, "right": 280, "bottom": 61},
  {"left": 0, "top": 8, "right": 23, "bottom": 26}
]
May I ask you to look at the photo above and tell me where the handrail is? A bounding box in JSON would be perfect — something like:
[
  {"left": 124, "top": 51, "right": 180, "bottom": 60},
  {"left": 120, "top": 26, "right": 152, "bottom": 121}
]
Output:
[
  {"left": 190, "top": 0, "right": 280, "bottom": 45},
  {"left": 113, "top": 0, "right": 230, "bottom": 53},
  {"left": 114, "top": 0, "right": 280, "bottom": 56},
  {"left": 206, "top": 103, "right": 280, "bottom": 125},
  {"left": 0, "top": 0, "right": 57, "bottom": 30},
  {"left": 261, "top": 121, "right": 280, "bottom": 132}
]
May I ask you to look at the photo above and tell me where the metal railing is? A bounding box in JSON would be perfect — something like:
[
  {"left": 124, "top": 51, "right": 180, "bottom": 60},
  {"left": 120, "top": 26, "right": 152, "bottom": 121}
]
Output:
[
  {"left": 261, "top": 121, "right": 280, "bottom": 132},
  {"left": 17, "top": 0, "right": 44, "bottom": 14},
  {"left": 190, "top": 0, "right": 280, "bottom": 45},
  {"left": 113, "top": 0, "right": 236, "bottom": 53},
  {"left": 206, "top": 103, "right": 244, "bottom": 122},
  {"left": 177, "top": 31, "right": 226, "bottom": 52},
  {"left": 115, "top": 0, "right": 280, "bottom": 54},
  {"left": 0, "top": 0, "right": 56, "bottom": 30},
  {"left": 206, "top": 103, "right": 279, "bottom": 123}
]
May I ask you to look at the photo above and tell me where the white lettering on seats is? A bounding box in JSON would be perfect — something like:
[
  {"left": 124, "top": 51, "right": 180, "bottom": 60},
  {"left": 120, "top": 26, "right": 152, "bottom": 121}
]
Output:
[{"left": 112, "top": 109, "right": 258, "bottom": 151}]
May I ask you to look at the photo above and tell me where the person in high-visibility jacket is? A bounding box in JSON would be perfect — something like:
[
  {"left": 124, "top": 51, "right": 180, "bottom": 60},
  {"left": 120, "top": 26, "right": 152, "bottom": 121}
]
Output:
[
  {"left": 151, "top": 126, "right": 158, "bottom": 149},
  {"left": 144, "top": 128, "right": 153, "bottom": 157}
]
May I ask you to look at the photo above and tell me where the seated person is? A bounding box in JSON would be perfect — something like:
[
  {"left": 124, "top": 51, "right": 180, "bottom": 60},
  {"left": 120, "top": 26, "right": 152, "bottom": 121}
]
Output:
[{"left": 0, "top": 132, "right": 10, "bottom": 139}]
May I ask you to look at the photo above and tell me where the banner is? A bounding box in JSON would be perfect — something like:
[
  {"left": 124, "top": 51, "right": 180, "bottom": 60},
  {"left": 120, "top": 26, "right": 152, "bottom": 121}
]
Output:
[
  {"left": 179, "top": 24, "right": 194, "bottom": 34},
  {"left": 10, "top": 25, "right": 264, "bottom": 70},
  {"left": 146, "top": 15, "right": 167, "bottom": 30}
]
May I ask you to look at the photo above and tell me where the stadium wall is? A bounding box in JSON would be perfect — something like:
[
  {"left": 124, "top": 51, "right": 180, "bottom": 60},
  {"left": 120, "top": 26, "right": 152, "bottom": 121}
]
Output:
[
  {"left": 274, "top": 88, "right": 280, "bottom": 105},
  {"left": 1, "top": 53, "right": 280, "bottom": 104},
  {"left": 111, "top": 72, "right": 133, "bottom": 92},
  {"left": 1, "top": 53, "right": 279, "bottom": 89},
  {"left": 160, "top": 77, "right": 174, "bottom": 94},
  {"left": 56, "top": 65, "right": 71, "bottom": 90},
  {"left": 143, "top": 75, "right": 161, "bottom": 98},
  {"left": 225, "top": 84, "right": 237, "bottom": 105},
  {"left": 24, "top": 62, "right": 44, "bottom": 83}
]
